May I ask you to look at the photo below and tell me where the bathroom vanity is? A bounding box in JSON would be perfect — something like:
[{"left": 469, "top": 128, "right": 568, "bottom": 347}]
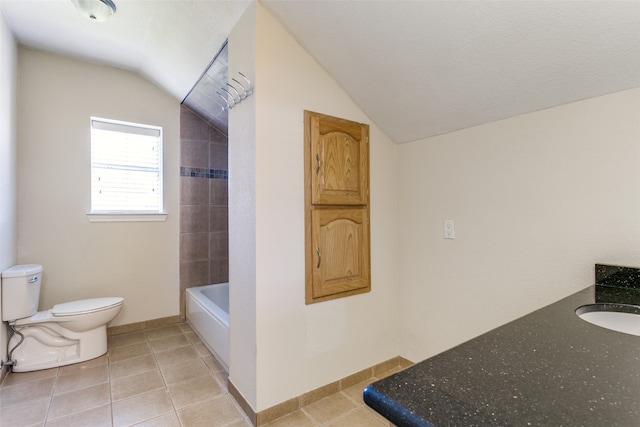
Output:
[{"left": 364, "top": 265, "right": 640, "bottom": 426}]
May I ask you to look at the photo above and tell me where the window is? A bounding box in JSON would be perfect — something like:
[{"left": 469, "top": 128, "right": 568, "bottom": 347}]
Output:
[{"left": 89, "top": 117, "right": 165, "bottom": 220}]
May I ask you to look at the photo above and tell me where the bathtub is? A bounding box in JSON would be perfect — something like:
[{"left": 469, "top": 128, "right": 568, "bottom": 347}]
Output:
[{"left": 186, "top": 283, "right": 229, "bottom": 371}]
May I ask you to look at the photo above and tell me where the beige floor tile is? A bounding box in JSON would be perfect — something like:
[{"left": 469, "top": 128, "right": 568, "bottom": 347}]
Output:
[
  {"left": 192, "top": 341, "right": 212, "bottom": 357},
  {"left": 322, "top": 408, "right": 387, "bottom": 427},
  {"left": 363, "top": 403, "right": 395, "bottom": 425},
  {"left": 185, "top": 332, "right": 203, "bottom": 345},
  {"left": 341, "top": 379, "right": 375, "bottom": 404},
  {"left": 131, "top": 411, "right": 182, "bottom": 427},
  {"left": 0, "top": 396, "right": 49, "bottom": 426},
  {"left": 108, "top": 330, "right": 147, "bottom": 348},
  {"left": 211, "top": 369, "right": 229, "bottom": 389},
  {"left": 111, "top": 369, "right": 165, "bottom": 402},
  {"left": 202, "top": 354, "right": 225, "bottom": 372},
  {"left": 58, "top": 354, "right": 107, "bottom": 376},
  {"left": 160, "top": 357, "right": 210, "bottom": 385},
  {"left": 0, "top": 367, "right": 58, "bottom": 388},
  {"left": 48, "top": 382, "right": 110, "bottom": 420},
  {"left": 225, "top": 418, "right": 254, "bottom": 427},
  {"left": 303, "top": 392, "right": 358, "bottom": 425},
  {"left": 154, "top": 345, "right": 200, "bottom": 369},
  {"left": 0, "top": 377, "right": 55, "bottom": 407},
  {"left": 148, "top": 334, "right": 190, "bottom": 353},
  {"left": 45, "top": 403, "right": 112, "bottom": 427},
  {"left": 179, "top": 323, "right": 194, "bottom": 333},
  {"left": 177, "top": 395, "right": 244, "bottom": 427},
  {"left": 167, "top": 374, "right": 223, "bottom": 409},
  {"left": 54, "top": 364, "right": 108, "bottom": 394},
  {"left": 145, "top": 325, "right": 184, "bottom": 341},
  {"left": 109, "top": 341, "right": 152, "bottom": 362},
  {"left": 112, "top": 388, "right": 174, "bottom": 427},
  {"left": 110, "top": 354, "right": 158, "bottom": 379},
  {"left": 263, "top": 410, "right": 318, "bottom": 427}
]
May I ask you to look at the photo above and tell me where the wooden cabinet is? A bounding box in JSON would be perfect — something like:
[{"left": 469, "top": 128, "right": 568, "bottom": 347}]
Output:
[
  {"left": 308, "top": 112, "right": 369, "bottom": 205},
  {"left": 304, "top": 111, "right": 370, "bottom": 304}
]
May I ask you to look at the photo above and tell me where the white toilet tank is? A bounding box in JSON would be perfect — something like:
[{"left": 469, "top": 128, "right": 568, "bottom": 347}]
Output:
[{"left": 1, "top": 264, "right": 43, "bottom": 321}]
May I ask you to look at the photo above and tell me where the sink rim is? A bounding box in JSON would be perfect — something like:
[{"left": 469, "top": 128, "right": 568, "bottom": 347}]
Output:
[
  {"left": 575, "top": 302, "right": 640, "bottom": 317},
  {"left": 575, "top": 302, "right": 640, "bottom": 337}
]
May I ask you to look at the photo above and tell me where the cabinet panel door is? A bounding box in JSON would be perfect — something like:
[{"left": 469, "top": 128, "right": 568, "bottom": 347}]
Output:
[
  {"left": 307, "top": 111, "right": 369, "bottom": 206},
  {"left": 309, "top": 207, "right": 370, "bottom": 302}
]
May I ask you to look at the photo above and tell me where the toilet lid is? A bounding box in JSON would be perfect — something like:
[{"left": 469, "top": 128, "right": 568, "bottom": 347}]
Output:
[{"left": 52, "top": 297, "right": 124, "bottom": 317}]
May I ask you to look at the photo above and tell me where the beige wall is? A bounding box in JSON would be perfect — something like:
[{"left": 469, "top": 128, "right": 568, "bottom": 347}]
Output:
[
  {"left": 228, "top": 1, "right": 258, "bottom": 410},
  {"left": 398, "top": 87, "right": 640, "bottom": 362},
  {"left": 229, "top": 3, "right": 400, "bottom": 411},
  {"left": 0, "top": 9, "right": 18, "bottom": 361},
  {"left": 17, "top": 49, "right": 181, "bottom": 326}
]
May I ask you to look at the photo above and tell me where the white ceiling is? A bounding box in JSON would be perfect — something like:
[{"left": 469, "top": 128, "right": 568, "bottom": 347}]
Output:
[
  {"left": 1, "top": 1, "right": 639, "bottom": 143},
  {"left": 0, "top": 0, "right": 251, "bottom": 104}
]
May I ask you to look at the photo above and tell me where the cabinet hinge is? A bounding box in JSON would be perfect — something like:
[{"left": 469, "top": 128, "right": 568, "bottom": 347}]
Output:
[{"left": 365, "top": 137, "right": 369, "bottom": 143}]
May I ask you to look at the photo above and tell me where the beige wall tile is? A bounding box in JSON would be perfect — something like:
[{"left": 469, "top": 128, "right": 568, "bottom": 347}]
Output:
[{"left": 181, "top": 176, "right": 210, "bottom": 205}]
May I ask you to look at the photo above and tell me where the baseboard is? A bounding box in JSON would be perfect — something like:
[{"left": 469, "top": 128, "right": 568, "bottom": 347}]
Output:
[
  {"left": 228, "top": 380, "right": 258, "bottom": 426},
  {"left": 228, "top": 356, "right": 413, "bottom": 426},
  {"left": 106, "top": 315, "right": 182, "bottom": 336}
]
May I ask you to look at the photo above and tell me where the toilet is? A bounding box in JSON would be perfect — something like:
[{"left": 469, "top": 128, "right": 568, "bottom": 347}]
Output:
[{"left": 1, "top": 264, "right": 123, "bottom": 372}]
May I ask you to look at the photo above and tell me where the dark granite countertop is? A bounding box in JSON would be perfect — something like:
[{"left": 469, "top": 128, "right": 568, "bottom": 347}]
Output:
[{"left": 364, "top": 264, "right": 640, "bottom": 426}]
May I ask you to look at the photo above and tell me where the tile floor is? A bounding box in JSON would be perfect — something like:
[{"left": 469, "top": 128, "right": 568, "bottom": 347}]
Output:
[{"left": 0, "top": 323, "right": 394, "bottom": 427}]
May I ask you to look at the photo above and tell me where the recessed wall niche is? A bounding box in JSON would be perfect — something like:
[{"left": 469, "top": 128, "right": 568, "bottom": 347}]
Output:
[{"left": 179, "top": 105, "right": 228, "bottom": 320}]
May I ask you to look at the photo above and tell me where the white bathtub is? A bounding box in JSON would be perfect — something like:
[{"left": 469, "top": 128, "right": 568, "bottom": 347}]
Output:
[{"left": 186, "top": 283, "right": 229, "bottom": 371}]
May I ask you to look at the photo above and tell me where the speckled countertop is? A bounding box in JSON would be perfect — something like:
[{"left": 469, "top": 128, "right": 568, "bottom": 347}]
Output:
[{"left": 364, "top": 264, "right": 640, "bottom": 426}]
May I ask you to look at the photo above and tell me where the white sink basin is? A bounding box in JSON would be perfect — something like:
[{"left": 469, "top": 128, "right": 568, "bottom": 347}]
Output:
[{"left": 576, "top": 303, "right": 640, "bottom": 337}]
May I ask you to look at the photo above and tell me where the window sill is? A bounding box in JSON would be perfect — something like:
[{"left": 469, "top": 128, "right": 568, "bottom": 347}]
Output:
[{"left": 86, "top": 213, "right": 168, "bottom": 223}]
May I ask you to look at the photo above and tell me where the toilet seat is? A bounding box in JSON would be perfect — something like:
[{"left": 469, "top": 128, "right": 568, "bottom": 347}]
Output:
[{"left": 52, "top": 297, "right": 124, "bottom": 317}]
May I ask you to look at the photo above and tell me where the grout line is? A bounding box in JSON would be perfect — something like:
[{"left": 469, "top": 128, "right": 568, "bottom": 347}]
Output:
[
  {"left": 42, "top": 368, "right": 58, "bottom": 425},
  {"left": 107, "top": 349, "right": 114, "bottom": 427}
]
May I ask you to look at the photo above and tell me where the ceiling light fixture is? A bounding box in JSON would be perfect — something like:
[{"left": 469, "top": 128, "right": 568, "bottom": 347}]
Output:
[{"left": 71, "top": 0, "right": 116, "bottom": 22}]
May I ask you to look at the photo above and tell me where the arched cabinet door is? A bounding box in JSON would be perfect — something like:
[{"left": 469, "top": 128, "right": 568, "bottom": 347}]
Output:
[
  {"left": 309, "top": 207, "right": 370, "bottom": 301},
  {"left": 304, "top": 111, "right": 370, "bottom": 304},
  {"left": 308, "top": 112, "right": 369, "bottom": 206}
]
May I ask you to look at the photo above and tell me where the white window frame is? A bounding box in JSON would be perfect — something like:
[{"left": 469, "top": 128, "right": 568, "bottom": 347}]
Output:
[{"left": 87, "top": 117, "right": 167, "bottom": 222}]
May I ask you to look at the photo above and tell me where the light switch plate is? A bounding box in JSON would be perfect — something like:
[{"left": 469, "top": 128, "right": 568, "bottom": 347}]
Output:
[{"left": 444, "top": 220, "right": 455, "bottom": 239}]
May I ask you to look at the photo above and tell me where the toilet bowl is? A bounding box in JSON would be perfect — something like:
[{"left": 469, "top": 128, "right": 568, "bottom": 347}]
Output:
[{"left": 1, "top": 264, "right": 123, "bottom": 372}]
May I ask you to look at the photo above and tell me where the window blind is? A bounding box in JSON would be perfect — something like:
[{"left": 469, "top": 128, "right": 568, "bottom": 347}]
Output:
[{"left": 90, "top": 117, "right": 163, "bottom": 213}]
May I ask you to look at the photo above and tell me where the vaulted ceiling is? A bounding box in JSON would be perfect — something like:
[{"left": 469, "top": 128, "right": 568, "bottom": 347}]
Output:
[{"left": 2, "top": 1, "right": 639, "bottom": 143}]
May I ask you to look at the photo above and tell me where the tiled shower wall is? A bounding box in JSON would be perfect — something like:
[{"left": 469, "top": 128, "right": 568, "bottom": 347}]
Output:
[{"left": 179, "top": 105, "right": 229, "bottom": 319}]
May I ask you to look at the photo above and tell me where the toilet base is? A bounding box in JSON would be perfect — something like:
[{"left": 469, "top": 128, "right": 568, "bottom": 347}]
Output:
[{"left": 8, "top": 323, "right": 107, "bottom": 372}]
